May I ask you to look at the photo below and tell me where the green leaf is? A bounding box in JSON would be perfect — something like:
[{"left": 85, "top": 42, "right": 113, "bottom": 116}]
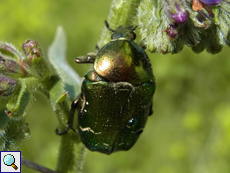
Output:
[
  {"left": 48, "top": 26, "right": 81, "bottom": 101},
  {"left": 6, "top": 81, "right": 30, "bottom": 118},
  {"left": 0, "top": 110, "right": 30, "bottom": 151}
]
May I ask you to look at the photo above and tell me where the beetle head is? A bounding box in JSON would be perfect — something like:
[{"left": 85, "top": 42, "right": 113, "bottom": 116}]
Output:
[{"left": 104, "top": 21, "right": 137, "bottom": 41}]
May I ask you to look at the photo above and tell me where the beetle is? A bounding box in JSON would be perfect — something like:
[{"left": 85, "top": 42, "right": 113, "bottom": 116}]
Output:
[{"left": 56, "top": 21, "right": 156, "bottom": 154}]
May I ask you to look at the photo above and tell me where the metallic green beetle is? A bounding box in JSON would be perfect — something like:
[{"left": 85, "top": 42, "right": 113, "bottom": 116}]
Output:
[{"left": 57, "top": 21, "right": 156, "bottom": 154}]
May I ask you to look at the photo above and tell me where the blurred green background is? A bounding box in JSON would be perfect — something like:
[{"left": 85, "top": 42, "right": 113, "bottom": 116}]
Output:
[{"left": 1, "top": 0, "right": 230, "bottom": 173}]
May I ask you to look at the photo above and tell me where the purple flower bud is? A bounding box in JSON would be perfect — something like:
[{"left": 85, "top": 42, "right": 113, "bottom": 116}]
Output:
[
  {"left": 192, "top": 0, "right": 223, "bottom": 17},
  {"left": 200, "top": 0, "right": 223, "bottom": 6},
  {"left": 22, "top": 40, "right": 39, "bottom": 56},
  {"left": 170, "top": 3, "right": 189, "bottom": 24},
  {"left": 0, "top": 55, "right": 28, "bottom": 77},
  {"left": 22, "top": 40, "right": 42, "bottom": 66},
  {"left": 0, "top": 76, "right": 18, "bottom": 96},
  {"left": 22, "top": 39, "right": 50, "bottom": 78},
  {"left": 164, "top": 25, "right": 179, "bottom": 40}
]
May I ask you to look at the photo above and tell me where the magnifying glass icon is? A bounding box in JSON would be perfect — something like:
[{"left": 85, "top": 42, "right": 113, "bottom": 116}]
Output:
[{"left": 3, "top": 154, "right": 18, "bottom": 170}]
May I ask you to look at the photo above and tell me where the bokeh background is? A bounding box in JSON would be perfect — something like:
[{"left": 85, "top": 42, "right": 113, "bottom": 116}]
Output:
[{"left": 1, "top": 0, "right": 230, "bottom": 173}]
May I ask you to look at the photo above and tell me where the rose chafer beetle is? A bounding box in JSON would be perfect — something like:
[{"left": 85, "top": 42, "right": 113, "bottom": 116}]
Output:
[{"left": 57, "top": 21, "right": 156, "bottom": 154}]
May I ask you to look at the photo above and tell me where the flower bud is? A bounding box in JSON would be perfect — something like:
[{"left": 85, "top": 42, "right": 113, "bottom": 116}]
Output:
[
  {"left": 195, "top": 0, "right": 223, "bottom": 7},
  {"left": 169, "top": 3, "right": 189, "bottom": 24},
  {"left": 22, "top": 40, "right": 50, "bottom": 78},
  {"left": 23, "top": 40, "right": 40, "bottom": 57},
  {"left": 0, "top": 76, "right": 18, "bottom": 96},
  {"left": 0, "top": 55, "right": 28, "bottom": 78},
  {"left": 22, "top": 40, "right": 42, "bottom": 65},
  {"left": 164, "top": 25, "right": 179, "bottom": 40},
  {"left": 192, "top": 0, "right": 223, "bottom": 17}
]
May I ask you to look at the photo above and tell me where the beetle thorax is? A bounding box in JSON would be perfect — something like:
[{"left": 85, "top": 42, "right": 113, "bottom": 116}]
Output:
[{"left": 93, "top": 39, "right": 154, "bottom": 84}]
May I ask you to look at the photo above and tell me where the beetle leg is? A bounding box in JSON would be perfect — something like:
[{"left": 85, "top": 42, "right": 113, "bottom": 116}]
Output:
[
  {"left": 75, "top": 53, "right": 96, "bottom": 63},
  {"left": 56, "top": 97, "right": 79, "bottom": 135},
  {"left": 75, "top": 45, "right": 100, "bottom": 63}
]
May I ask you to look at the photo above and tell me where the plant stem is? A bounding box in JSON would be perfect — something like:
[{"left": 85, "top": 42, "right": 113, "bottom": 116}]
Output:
[
  {"left": 54, "top": 100, "right": 86, "bottom": 173},
  {"left": 56, "top": 131, "right": 83, "bottom": 173},
  {"left": 98, "top": 0, "right": 141, "bottom": 47},
  {"left": 22, "top": 158, "right": 58, "bottom": 173}
]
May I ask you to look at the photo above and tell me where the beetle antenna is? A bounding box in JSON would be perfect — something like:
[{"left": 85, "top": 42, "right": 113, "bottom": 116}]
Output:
[
  {"left": 104, "top": 20, "right": 115, "bottom": 32},
  {"left": 95, "top": 45, "right": 100, "bottom": 51},
  {"left": 132, "top": 25, "right": 138, "bottom": 31}
]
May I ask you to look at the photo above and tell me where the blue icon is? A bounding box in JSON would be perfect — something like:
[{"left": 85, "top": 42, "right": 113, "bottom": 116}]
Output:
[
  {"left": 0, "top": 151, "right": 21, "bottom": 173},
  {"left": 3, "top": 154, "right": 18, "bottom": 170}
]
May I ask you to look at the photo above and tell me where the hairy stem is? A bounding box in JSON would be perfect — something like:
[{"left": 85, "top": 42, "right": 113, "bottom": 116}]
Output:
[{"left": 22, "top": 158, "right": 58, "bottom": 173}]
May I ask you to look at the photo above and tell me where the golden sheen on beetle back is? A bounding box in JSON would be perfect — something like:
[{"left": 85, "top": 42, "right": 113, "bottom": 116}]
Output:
[{"left": 94, "top": 39, "right": 153, "bottom": 85}]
